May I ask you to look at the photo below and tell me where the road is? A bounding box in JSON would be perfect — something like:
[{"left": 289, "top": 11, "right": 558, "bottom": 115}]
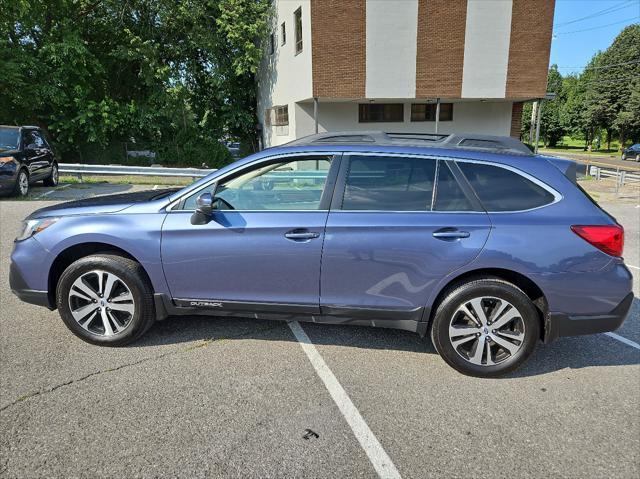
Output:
[
  {"left": 540, "top": 149, "right": 640, "bottom": 171},
  {"left": 0, "top": 184, "right": 638, "bottom": 478}
]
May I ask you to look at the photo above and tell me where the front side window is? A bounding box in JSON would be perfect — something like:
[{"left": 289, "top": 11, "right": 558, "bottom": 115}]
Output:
[
  {"left": 294, "top": 7, "right": 302, "bottom": 54},
  {"left": 0, "top": 128, "right": 20, "bottom": 150},
  {"left": 457, "top": 162, "right": 556, "bottom": 211},
  {"left": 359, "top": 104, "right": 404, "bottom": 123},
  {"left": 182, "top": 157, "right": 331, "bottom": 211},
  {"left": 342, "top": 156, "right": 436, "bottom": 211}
]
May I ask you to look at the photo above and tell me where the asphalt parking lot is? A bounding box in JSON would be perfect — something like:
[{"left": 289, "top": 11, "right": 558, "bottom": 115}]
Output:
[{"left": 1, "top": 183, "right": 639, "bottom": 478}]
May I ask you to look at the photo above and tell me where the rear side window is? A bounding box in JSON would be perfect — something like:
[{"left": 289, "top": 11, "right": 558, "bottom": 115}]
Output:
[
  {"left": 343, "top": 156, "right": 436, "bottom": 210},
  {"left": 457, "top": 162, "right": 555, "bottom": 211},
  {"left": 434, "top": 162, "right": 474, "bottom": 211}
]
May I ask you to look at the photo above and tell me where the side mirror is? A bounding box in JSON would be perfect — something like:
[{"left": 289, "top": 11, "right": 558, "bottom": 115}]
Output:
[
  {"left": 196, "top": 192, "right": 214, "bottom": 215},
  {"left": 190, "top": 187, "right": 216, "bottom": 225}
]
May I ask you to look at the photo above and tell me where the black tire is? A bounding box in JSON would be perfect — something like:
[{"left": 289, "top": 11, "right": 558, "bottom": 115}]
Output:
[
  {"left": 56, "top": 254, "right": 155, "bottom": 346},
  {"left": 13, "top": 168, "right": 29, "bottom": 197},
  {"left": 43, "top": 162, "right": 59, "bottom": 186},
  {"left": 430, "top": 277, "right": 540, "bottom": 378}
]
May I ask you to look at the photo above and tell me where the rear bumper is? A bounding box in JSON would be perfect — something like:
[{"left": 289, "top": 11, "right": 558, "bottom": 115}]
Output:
[{"left": 544, "top": 292, "right": 634, "bottom": 343}]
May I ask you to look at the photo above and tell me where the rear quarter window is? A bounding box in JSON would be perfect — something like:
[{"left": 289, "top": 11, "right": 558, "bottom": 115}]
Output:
[{"left": 457, "top": 162, "right": 556, "bottom": 212}]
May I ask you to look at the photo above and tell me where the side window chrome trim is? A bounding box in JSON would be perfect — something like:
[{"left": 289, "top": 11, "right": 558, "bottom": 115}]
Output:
[
  {"left": 343, "top": 151, "right": 561, "bottom": 203},
  {"left": 166, "top": 151, "right": 338, "bottom": 212}
]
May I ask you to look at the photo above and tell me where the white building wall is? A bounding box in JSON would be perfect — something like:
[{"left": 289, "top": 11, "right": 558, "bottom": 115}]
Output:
[
  {"left": 365, "top": 0, "right": 419, "bottom": 99},
  {"left": 296, "top": 101, "right": 514, "bottom": 138},
  {"left": 461, "top": 0, "right": 513, "bottom": 98},
  {"left": 257, "top": 0, "right": 313, "bottom": 147}
]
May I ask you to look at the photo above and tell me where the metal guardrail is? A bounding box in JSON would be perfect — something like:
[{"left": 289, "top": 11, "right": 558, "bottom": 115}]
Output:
[
  {"left": 57, "top": 164, "right": 330, "bottom": 182},
  {"left": 59, "top": 163, "right": 216, "bottom": 180}
]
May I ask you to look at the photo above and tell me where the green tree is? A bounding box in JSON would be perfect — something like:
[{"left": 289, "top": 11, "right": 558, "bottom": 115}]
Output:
[
  {"left": 0, "top": 0, "right": 270, "bottom": 166},
  {"left": 582, "top": 24, "right": 640, "bottom": 148}
]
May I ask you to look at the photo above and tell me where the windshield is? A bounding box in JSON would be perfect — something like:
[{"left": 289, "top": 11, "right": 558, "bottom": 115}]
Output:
[{"left": 0, "top": 128, "right": 20, "bottom": 150}]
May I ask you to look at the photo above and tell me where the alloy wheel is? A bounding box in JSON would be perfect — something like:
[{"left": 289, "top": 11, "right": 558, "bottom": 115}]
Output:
[
  {"left": 68, "top": 270, "right": 135, "bottom": 336},
  {"left": 52, "top": 164, "right": 59, "bottom": 185},
  {"left": 448, "top": 296, "right": 526, "bottom": 366},
  {"left": 18, "top": 171, "right": 28, "bottom": 196}
]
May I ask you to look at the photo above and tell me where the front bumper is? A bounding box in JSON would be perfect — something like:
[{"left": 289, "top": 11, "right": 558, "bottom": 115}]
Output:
[
  {"left": 544, "top": 292, "right": 634, "bottom": 343},
  {"left": 9, "top": 261, "right": 53, "bottom": 309}
]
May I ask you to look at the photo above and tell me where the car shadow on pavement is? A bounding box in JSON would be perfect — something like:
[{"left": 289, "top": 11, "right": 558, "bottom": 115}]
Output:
[{"left": 133, "top": 300, "right": 639, "bottom": 378}]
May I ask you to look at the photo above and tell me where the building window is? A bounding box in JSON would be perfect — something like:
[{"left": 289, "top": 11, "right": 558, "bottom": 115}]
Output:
[
  {"left": 273, "top": 105, "right": 289, "bottom": 126},
  {"left": 411, "top": 103, "right": 453, "bottom": 122},
  {"left": 294, "top": 7, "right": 303, "bottom": 54},
  {"left": 280, "top": 22, "right": 286, "bottom": 46},
  {"left": 359, "top": 104, "right": 404, "bottom": 123},
  {"left": 269, "top": 32, "right": 275, "bottom": 55}
]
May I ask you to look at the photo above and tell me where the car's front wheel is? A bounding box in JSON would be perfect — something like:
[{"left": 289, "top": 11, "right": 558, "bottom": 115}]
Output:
[
  {"left": 430, "top": 277, "right": 540, "bottom": 378},
  {"left": 13, "top": 169, "right": 29, "bottom": 197},
  {"left": 56, "top": 254, "right": 156, "bottom": 346}
]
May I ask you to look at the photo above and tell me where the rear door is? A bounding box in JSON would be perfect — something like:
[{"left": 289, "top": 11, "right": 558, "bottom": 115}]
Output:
[
  {"left": 21, "top": 130, "right": 49, "bottom": 180},
  {"left": 320, "top": 153, "right": 491, "bottom": 321}
]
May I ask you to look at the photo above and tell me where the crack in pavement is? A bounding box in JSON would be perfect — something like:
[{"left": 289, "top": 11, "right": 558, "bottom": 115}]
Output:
[{"left": 0, "top": 323, "right": 284, "bottom": 413}]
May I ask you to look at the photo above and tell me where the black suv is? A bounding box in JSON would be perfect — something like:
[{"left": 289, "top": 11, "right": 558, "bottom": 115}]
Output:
[
  {"left": 621, "top": 143, "right": 640, "bottom": 162},
  {"left": 0, "top": 125, "right": 58, "bottom": 197}
]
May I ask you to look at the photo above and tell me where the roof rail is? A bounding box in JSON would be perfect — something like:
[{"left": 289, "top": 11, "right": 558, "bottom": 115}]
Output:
[{"left": 286, "top": 131, "right": 532, "bottom": 156}]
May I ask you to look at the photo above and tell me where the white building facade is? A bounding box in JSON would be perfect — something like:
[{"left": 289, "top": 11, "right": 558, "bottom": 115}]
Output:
[{"left": 257, "top": 0, "right": 554, "bottom": 148}]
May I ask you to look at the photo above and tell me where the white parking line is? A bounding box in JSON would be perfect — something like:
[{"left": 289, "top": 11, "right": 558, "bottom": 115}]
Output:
[
  {"left": 604, "top": 332, "right": 640, "bottom": 350},
  {"left": 288, "top": 321, "right": 402, "bottom": 479},
  {"left": 627, "top": 265, "right": 639, "bottom": 270},
  {"left": 37, "top": 184, "right": 70, "bottom": 199},
  {"left": 153, "top": 185, "right": 159, "bottom": 190}
]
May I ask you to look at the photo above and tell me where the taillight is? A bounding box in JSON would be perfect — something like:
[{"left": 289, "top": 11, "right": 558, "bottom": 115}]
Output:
[{"left": 571, "top": 225, "right": 624, "bottom": 257}]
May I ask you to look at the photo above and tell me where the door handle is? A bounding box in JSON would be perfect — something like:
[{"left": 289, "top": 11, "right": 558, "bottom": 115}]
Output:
[
  {"left": 285, "top": 230, "right": 320, "bottom": 241},
  {"left": 433, "top": 229, "right": 470, "bottom": 240}
]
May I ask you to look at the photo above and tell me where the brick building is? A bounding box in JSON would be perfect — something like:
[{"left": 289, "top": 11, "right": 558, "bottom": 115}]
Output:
[{"left": 257, "top": 0, "right": 554, "bottom": 148}]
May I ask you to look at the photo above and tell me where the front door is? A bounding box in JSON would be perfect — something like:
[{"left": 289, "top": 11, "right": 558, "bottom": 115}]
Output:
[
  {"left": 320, "top": 154, "right": 491, "bottom": 321},
  {"left": 22, "top": 130, "right": 50, "bottom": 180},
  {"left": 161, "top": 155, "right": 338, "bottom": 313}
]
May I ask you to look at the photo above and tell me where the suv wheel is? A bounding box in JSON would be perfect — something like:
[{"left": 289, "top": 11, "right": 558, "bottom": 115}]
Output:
[
  {"left": 43, "top": 162, "right": 59, "bottom": 186},
  {"left": 13, "top": 169, "right": 29, "bottom": 197},
  {"left": 56, "top": 254, "right": 155, "bottom": 346},
  {"left": 430, "top": 277, "right": 540, "bottom": 378},
  {"left": 636, "top": 154, "right": 640, "bottom": 162}
]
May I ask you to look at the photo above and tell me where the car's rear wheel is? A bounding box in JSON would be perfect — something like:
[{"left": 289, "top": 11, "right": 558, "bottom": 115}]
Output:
[
  {"left": 43, "top": 162, "right": 59, "bottom": 186},
  {"left": 56, "top": 254, "right": 155, "bottom": 346},
  {"left": 430, "top": 277, "right": 540, "bottom": 378},
  {"left": 13, "top": 169, "right": 29, "bottom": 197},
  {"left": 635, "top": 154, "right": 640, "bottom": 162}
]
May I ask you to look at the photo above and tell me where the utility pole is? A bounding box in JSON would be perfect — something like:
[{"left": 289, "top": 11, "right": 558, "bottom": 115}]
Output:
[
  {"left": 534, "top": 99, "right": 543, "bottom": 154},
  {"left": 435, "top": 98, "right": 441, "bottom": 134},
  {"left": 529, "top": 101, "right": 538, "bottom": 145},
  {"left": 313, "top": 97, "right": 319, "bottom": 134}
]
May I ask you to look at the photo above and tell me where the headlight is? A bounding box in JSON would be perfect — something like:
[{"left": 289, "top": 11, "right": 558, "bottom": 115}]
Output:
[{"left": 16, "top": 217, "right": 59, "bottom": 241}]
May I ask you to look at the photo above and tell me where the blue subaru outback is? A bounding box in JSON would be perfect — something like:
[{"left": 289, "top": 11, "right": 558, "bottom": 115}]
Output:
[{"left": 10, "top": 132, "right": 633, "bottom": 377}]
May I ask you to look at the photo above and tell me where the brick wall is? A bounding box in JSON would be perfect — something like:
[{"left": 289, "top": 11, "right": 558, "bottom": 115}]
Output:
[
  {"left": 506, "top": 0, "right": 555, "bottom": 98},
  {"left": 510, "top": 102, "right": 523, "bottom": 138},
  {"left": 415, "top": 0, "right": 467, "bottom": 99},
  {"left": 311, "top": 0, "right": 366, "bottom": 98}
]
